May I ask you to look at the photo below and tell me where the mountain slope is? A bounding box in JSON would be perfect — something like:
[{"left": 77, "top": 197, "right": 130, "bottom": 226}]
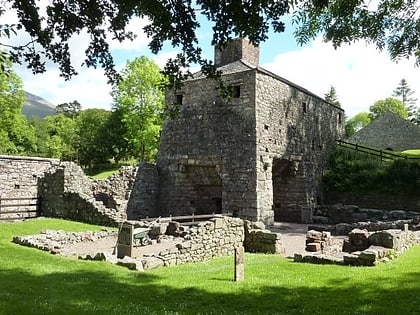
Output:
[{"left": 22, "top": 91, "right": 56, "bottom": 119}]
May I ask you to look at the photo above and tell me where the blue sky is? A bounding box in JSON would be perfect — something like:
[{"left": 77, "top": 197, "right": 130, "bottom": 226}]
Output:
[{"left": 4, "top": 9, "right": 419, "bottom": 119}]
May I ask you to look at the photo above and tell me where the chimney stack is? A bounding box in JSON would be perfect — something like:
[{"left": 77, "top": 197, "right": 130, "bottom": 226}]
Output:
[{"left": 214, "top": 38, "right": 259, "bottom": 67}]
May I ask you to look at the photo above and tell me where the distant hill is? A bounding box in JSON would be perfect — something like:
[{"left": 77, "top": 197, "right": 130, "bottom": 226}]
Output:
[{"left": 22, "top": 91, "right": 56, "bottom": 119}]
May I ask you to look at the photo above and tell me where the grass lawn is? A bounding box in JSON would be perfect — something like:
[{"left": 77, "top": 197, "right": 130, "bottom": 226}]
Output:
[
  {"left": 1, "top": 218, "right": 420, "bottom": 314},
  {"left": 88, "top": 168, "right": 120, "bottom": 179}
]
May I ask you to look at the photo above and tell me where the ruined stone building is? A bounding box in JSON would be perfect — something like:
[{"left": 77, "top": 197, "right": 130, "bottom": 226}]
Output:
[{"left": 155, "top": 39, "right": 344, "bottom": 224}]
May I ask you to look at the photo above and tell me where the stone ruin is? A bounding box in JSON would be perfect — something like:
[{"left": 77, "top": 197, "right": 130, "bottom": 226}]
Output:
[
  {"left": 13, "top": 216, "right": 284, "bottom": 271},
  {"left": 295, "top": 215, "right": 420, "bottom": 266}
]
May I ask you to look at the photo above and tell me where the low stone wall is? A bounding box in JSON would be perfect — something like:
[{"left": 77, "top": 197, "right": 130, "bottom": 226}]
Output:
[
  {"left": 324, "top": 192, "right": 420, "bottom": 212},
  {"left": 13, "top": 216, "right": 246, "bottom": 270},
  {"left": 243, "top": 220, "right": 283, "bottom": 254},
  {"left": 314, "top": 203, "right": 420, "bottom": 226},
  {"left": 156, "top": 217, "right": 244, "bottom": 267},
  {"left": 295, "top": 227, "right": 420, "bottom": 266}
]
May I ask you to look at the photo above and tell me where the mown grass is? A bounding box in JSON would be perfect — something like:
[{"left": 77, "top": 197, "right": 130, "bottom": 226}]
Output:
[
  {"left": 1, "top": 218, "right": 420, "bottom": 314},
  {"left": 88, "top": 168, "right": 120, "bottom": 179}
]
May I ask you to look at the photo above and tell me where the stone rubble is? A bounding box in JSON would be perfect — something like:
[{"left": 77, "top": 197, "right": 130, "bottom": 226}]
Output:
[{"left": 295, "top": 226, "right": 420, "bottom": 266}]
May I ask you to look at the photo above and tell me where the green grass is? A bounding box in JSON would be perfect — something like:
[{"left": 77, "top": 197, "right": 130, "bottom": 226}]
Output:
[
  {"left": 1, "top": 218, "right": 420, "bottom": 314},
  {"left": 402, "top": 149, "right": 420, "bottom": 156},
  {"left": 88, "top": 168, "right": 120, "bottom": 179}
]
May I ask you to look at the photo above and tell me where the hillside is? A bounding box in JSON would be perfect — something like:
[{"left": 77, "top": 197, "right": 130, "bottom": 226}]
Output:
[{"left": 22, "top": 91, "right": 56, "bottom": 119}]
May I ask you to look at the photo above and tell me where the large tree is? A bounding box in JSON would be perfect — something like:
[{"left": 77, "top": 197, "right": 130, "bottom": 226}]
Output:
[
  {"left": 292, "top": 0, "right": 420, "bottom": 66},
  {"left": 369, "top": 97, "right": 409, "bottom": 120},
  {"left": 0, "top": 1, "right": 289, "bottom": 87},
  {"left": 74, "top": 108, "right": 112, "bottom": 167},
  {"left": 345, "top": 112, "right": 371, "bottom": 137},
  {"left": 392, "top": 78, "right": 418, "bottom": 122},
  {"left": 33, "top": 113, "right": 77, "bottom": 160},
  {"left": 324, "top": 85, "right": 341, "bottom": 107},
  {"left": 111, "top": 56, "right": 165, "bottom": 162},
  {"left": 2, "top": 1, "right": 419, "bottom": 88},
  {"left": 56, "top": 100, "right": 82, "bottom": 119},
  {"left": 0, "top": 56, "right": 35, "bottom": 154}
]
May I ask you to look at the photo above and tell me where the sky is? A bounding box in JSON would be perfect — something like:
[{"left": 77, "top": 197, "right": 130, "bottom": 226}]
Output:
[{"left": 3, "top": 8, "right": 420, "bottom": 119}]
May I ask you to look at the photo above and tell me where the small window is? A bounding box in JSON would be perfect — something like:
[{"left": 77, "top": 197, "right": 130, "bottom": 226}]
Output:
[
  {"left": 176, "top": 94, "right": 183, "bottom": 105},
  {"left": 302, "top": 102, "right": 307, "bottom": 114},
  {"left": 337, "top": 112, "right": 342, "bottom": 124},
  {"left": 14, "top": 184, "right": 20, "bottom": 189},
  {"left": 232, "top": 85, "right": 241, "bottom": 98}
]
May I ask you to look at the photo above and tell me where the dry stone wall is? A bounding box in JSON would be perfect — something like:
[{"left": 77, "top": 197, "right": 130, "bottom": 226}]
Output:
[
  {"left": 0, "top": 155, "right": 145, "bottom": 226},
  {"left": 0, "top": 155, "right": 60, "bottom": 199}
]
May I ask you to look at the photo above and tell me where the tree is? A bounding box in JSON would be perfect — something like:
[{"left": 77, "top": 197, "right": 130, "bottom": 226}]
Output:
[
  {"left": 56, "top": 101, "right": 82, "bottom": 119},
  {"left": 369, "top": 97, "right": 409, "bottom": 120},
  {"left": 74, "top": 109, "right": 112, "bottom": 168},
  {"left": 0, "top": 56, "right": 35, "bottom": 154},
  {"left": 33, "top": 114, "right": 77, "bottom": 160},
  {"left": 392, "top": 78, "right": 418, "bottom": 122},
  {"left": 0, "top": 1, "right": 289, "bottom": 87},
  {"left": 111, "top": 56, "right": 165, "bottom": 162},
  {"left": 324, "top": 86, "right": 341, "bottom": 107},
  {"left": 292, "top": 1, "right": 420, "bottom": 66},
  {"left": 345, "top": 112, "right": 371, "bottom": 137}
]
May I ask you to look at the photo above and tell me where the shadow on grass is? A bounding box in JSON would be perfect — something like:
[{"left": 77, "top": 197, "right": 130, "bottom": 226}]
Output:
[{"left": 1, "top": 265, "right": 419, "bottom": 315}]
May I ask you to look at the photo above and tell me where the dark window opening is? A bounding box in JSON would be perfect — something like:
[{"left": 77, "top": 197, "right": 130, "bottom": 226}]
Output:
[
  {"left": 176, "top": 94, "right": 183, "bottom": 105},
  {"left": 264, "top": 124, "right": 269, "bottom": 130},
  {"left": 337, "top": 112, "right": 342, "bottom": 124},
  {"left": 232, "top": 85, "right": 241, "bottom": 98},
  {"left": 14, "top": 184, "right": 20, "bottom": 189},
  {"left": 302, "top": 102, "right": 307, "bottom": 114}
]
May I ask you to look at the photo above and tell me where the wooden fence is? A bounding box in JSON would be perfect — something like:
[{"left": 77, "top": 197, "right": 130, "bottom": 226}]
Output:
[
  {"left": 336, "top": 140, "right": 420, "bottom": 161},
  {"left": 0, "top": 196, "right": 41, "bottom": 221}
]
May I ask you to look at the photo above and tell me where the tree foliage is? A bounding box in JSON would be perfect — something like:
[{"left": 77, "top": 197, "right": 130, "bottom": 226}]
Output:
[
  {"left": 75, "top": 109, "right": 112, "bottom": 167},
  {"left": 369, "top": 97, "right": 409, "bottom": 120},
  {"left": 392, "top": 78, "right": 418, "bottom": 122},
  {"left": 324, "top": 85, "right": 341, "bottom": 107},
  {"left": 345, "top": 112, "right": 371, "bottom": 137},
  {"left": 56, "top": 101, "right": 82, "bottom": 119},
  {"left": 0, "top": 0, "right": 289, "bottom": 86},
  {"left": 292, "top": 0, "right": 420, "bottom": 66},
  {"left": 32, "top": 114, "right": 77, "bottom": 160},
  {"left": 111, "top": 56, "right": 165, "bottom": 162},
  {"left": 0, "top": 56, "right": 35, "bottom": 154}
]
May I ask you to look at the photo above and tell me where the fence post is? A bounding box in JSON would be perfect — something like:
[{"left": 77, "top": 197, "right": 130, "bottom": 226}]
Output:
[{"left": 0, "top": 195, "right": 2, "bottom": 215}]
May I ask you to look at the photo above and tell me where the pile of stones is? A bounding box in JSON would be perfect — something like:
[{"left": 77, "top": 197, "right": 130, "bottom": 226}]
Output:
[{"left": 295, "top": 224, "right": 420, "bottom": 266}]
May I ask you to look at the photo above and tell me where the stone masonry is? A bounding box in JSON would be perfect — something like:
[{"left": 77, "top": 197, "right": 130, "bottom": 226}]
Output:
[
  {"left": 348, "top": 111, "right": 420, "bottom": 151},
  {"left": 156, "top": 38, "right": 344, "bottom": 224}
]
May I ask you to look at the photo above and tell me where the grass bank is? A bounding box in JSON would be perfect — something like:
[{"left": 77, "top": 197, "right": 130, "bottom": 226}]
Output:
[{"left": 1, "top": 218, "right": 420, "bottom": 314}]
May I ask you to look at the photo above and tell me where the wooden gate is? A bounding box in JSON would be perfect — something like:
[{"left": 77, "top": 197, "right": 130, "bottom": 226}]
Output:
[{"left": 0, "top": 196, "right": 41, "bottom": 221}]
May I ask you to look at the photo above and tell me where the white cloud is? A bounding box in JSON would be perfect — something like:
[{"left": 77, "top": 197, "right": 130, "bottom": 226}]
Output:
[{"left": 262, "top": 37, "right": 420, "bottom": 118}]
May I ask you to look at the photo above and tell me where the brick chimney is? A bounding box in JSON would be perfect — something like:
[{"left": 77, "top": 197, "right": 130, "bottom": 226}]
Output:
[{"left": 214, "top": 38, "right": 259, "bottom": 67}]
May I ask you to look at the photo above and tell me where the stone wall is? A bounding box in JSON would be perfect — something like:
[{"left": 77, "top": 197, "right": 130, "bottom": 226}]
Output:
[
  {"left": 0, "top": 155, "right": 60, "bottom": 199},
  {"left": 0, "top": 155, "right": 141, "bottom": 226},
  {"left": 348, "top": 112, "right": 420, "bottom": 151},
  {"left": 157, "top": 39, "right": 344, "bottom": 225},
  {"left": 255, "top": 69, "right": 344, "bottom": 223},
  {"left": 324, "top": 192, "right": 420, "bottom": 212},
  {"left": 157, "top": 216, "right": 244, "bottom": 267},
  {"left": 157, "top": 64, "right": 258, "bottom": 219}
]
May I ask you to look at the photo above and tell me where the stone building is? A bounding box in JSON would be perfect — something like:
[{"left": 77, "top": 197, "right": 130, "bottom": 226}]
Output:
[
  {"left": 156, "top": 39, "right": 344, "bottom": 224},
  {"left": 348, "top": 111, "right": 420, "bottom": 151}
]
